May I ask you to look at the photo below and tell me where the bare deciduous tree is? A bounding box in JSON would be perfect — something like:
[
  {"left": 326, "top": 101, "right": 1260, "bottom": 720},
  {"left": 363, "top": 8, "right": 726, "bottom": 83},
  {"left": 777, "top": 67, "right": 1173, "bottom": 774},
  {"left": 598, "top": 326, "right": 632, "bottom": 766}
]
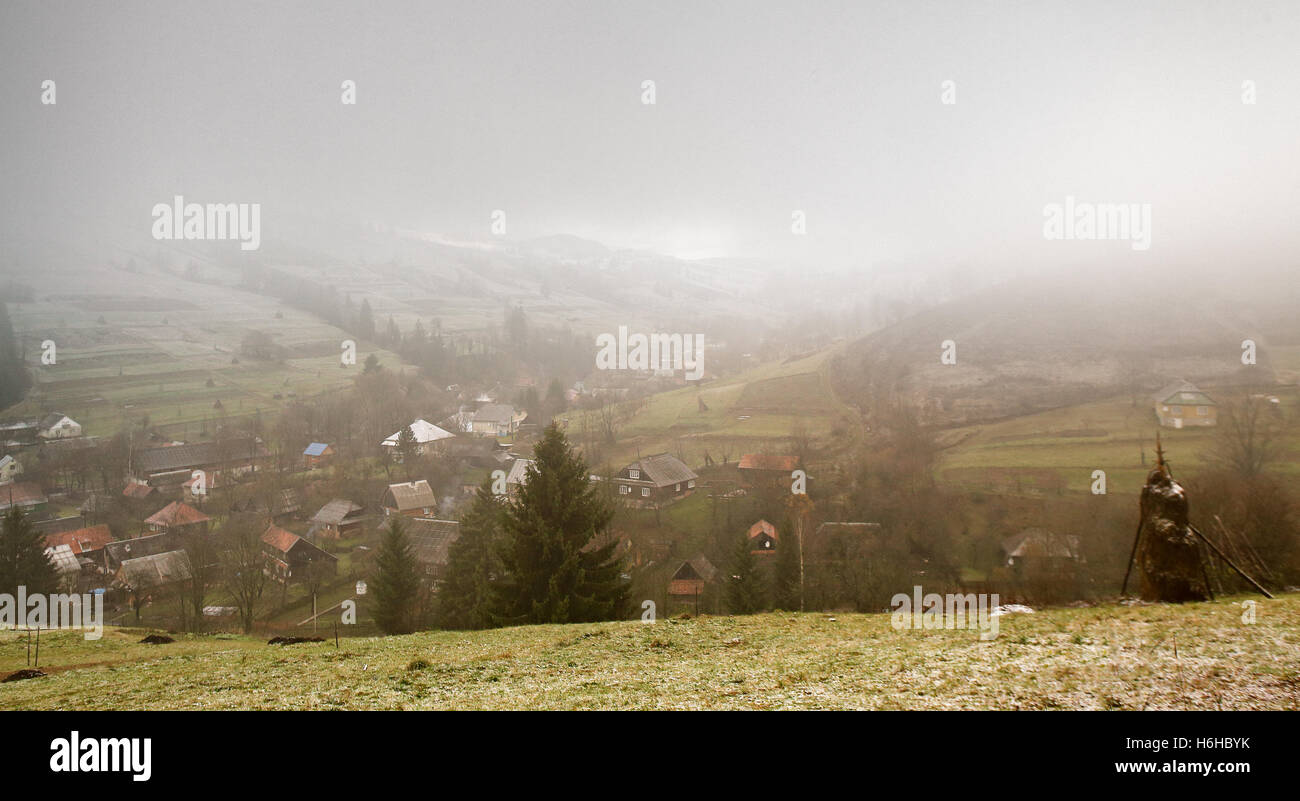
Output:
[
  {"left": 1209, "top": 395, "right": 1285, "bottom": 478},
  {"left": 219, "top": 513, "right": 269, "bottom": 633}
]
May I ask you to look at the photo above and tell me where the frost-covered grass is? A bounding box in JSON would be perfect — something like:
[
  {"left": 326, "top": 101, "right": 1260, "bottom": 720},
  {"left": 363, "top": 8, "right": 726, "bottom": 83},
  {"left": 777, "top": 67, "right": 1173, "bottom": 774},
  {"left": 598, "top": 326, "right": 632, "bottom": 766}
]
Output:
[{"left": 2, "top": 594, "right": 1297, "bottom": 710}]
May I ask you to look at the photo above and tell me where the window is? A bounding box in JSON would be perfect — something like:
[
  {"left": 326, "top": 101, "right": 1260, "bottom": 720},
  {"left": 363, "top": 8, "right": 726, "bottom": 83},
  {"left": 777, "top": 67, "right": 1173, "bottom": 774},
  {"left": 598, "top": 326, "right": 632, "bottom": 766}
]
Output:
[
  {"left": 629, "top": 469, "right": 640, "bottom": 479},
  {"left": 619, "top": 485, "right": 630, "bottom": 495},
  {"left": 1171, "top": 405, "right": 1183, "bottom": 415},
  {"left": 641, "top": 488, "right": 650, "bottom": 497},
  {"left": 1197, "top": 406, "right": 1208, "bottom": 416},
  {"left": 688, "top": 480, "right": 695, "bottom": 488},
  {"left": 675, "top": 483, "right": 681, "bottom": 492}
]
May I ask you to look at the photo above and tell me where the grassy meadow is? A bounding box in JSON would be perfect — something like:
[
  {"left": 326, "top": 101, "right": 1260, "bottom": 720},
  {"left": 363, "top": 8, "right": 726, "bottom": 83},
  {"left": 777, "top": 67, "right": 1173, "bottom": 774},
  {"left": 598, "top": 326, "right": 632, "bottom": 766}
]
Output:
[{"left": 2, "top": 594, "right": 1296, "bottom": 710}]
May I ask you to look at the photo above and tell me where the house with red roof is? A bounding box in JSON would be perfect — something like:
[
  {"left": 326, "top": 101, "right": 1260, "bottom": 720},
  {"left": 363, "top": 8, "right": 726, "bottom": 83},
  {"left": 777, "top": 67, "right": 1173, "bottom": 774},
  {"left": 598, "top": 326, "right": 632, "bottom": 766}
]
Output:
[
  {"left": 738, "top": 453, "right": 803, "bottom": 489},
  {"left": 261, "top": 524, "right": 337, "bottom": 583},
  {"left": 144, "top": 501, "right": 211, "bottom": 535},
  {"left": 746, "top": 519, "right": 779, "bottom": 555},
  {"left": 44, "top": 523, "right": 113, "bottom": 557}
]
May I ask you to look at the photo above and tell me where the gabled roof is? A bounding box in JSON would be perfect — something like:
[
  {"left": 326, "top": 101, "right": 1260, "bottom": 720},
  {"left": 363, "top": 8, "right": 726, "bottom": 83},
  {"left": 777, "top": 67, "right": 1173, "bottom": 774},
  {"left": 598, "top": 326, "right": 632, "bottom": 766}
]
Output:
[
  {"left": 261, "top": 524, "right": 301, "bottom": 554},
  {"left": 303, "top": 442, "right": 332, "bottom": 456},
  {"left": 104, "top": 531, "right": 180, "bottom": 566},
  {"left": 383, "top": 419, "right": 456, "bottom": 446},
  {"left": 133, "top": 438, "right": 268, "bottom": 474},
  {"left": 0, "top": 482, "right": 46, "bottom": 509},
  {"left": 623, "top": 453, "right": 698, "bottom": 487},
  {"left": 739, "top": 453, "right": 800, "bottom": 472},
  {"left": 1002, "top": 527, "right": 1080, "bottom": 559},
  {"left": 672, "top": 554, "right": 717, "bottom": 582},
  {"left": 145, "top": 501, "right": 211, "bottom": 528},
  {"left": 40, "top": 413, "right": 74, "bottom": 429},
  {"left": 385, "top": 480, "right": 436, "bottom": 511},
  {"left": 506, "top": 458, "right": 534, "bottom": 486},
  {"left": 747, "top": 519, "right": 779, "bottom": 542},
  {"left": 311, "top": 499, "right": 364, "bottom": 526},
  {"left": 229, "top": 488, "right": 301, "bottom": 517},
  {"left": 1153, "top": 379, "right": 1215, "bottom": 406},
  {"left": 393, "top": 518, "right": 461, "bottom": 568},
  {"left": 45, "top": 524, "right": 113, "bottom": 555},
  {"left": 117, "top": 550, "right": 192, "bottom": 589},
  {"left": 471, "top": 404, "right": 519, "bottom": 426}
]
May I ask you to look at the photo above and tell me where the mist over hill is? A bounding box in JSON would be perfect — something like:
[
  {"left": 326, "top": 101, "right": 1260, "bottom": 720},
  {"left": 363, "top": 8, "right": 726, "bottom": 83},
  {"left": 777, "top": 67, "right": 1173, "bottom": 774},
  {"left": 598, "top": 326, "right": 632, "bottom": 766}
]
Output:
[{"left": 833, "top": 270, "right": 1300, "bottom": 425}]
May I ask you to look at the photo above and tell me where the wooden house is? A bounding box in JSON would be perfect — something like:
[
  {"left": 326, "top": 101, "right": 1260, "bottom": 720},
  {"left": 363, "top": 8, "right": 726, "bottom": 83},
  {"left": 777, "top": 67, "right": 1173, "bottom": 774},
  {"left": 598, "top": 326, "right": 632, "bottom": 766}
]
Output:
[
  {"left": 261, "top": 524, "right": 338, "bottom": 584},
  {"left": 612, "top": 453, "right": 698, "bottom": 507},
  {"left": 309, "top": 499, "right": 366, "bottom": 540},
  {"left": 302, "top": 442, "right": 335, "bottom": 469},
  {"left": 382, "top": 480, "right": 437, "bottom": 518}
]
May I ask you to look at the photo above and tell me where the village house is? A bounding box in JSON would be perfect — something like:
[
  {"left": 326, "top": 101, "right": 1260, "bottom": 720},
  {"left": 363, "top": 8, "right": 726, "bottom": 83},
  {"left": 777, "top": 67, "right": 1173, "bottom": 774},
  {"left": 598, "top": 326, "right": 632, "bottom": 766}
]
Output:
[
  {"left": 0, "top": 481, "right": 48, "bottom": 517},
  {"left": 181, "top": 469, "right": 235, "bottom": 500},
  {"left": 393, "top": 517, "right": 462, "bottom": 580},
  {"left": 0, "top": 454, "right": 22, "bottom": 484},
  {"left": 458, "top": 404, "right": 527, "bottom": 437},
  {"left": 103, "top": 531, "right": 181, "bottom": 573},
  {"left": 999, "top": 527, "right": 1084, "bottom": 602},
  {"left": 612, "top": 453, "right": 698, "bottom": 506},
  {"left": 37, "top": 413, "right": 82, "bottom": 440},
  {"left": 667, "top": 555, "right": 717, "bottom": 615},
  {"left": 144, "top": 501, "right": 212, "bottom": 535},
  {"left": 381, "top": 419, "right": 457, "bottom": 457},
  {"left": 0, "top": 420, "right": 39, "bottom": 449},
  {"left": 115, "top": 550, "right": 192, "bottom": 617},
  {"left": 1153, "top": 380, "right": 1217, "bottom": 429},
  {"left": 1001, "top": 527, "right": 1081, "bottom": 569},
  {"left": 228, "top": 488, "right": 302, "bottom": 523},
  {"left": 44, "top": 523, "right": 113, "bottom": 558},
  {"left": 261, "top": 524, "right": 338, "bottom": 583},
  {"left": 308, "top": 498, "right": 366, "bottom": 540},
  {"left": 130, "top": 437, "right": 269, "bottom": 486},
  {"left": 747, "top": 519, "right": 779, "bottom": 555},
  {"left": 737, "top": 453, "right": 801, "bottom": 489},
  {"left": 382, "top": 480, "right": 437, "bottom": 518},
  {"left": 302, "top": 442, "right": 336, "bottom": 469}
]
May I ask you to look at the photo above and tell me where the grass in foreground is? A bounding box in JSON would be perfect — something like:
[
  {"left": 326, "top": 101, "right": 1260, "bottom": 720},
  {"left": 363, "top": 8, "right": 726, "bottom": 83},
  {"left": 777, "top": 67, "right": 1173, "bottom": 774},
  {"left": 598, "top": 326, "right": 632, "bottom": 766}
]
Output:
[{"left": 2, "top": 594, "right": 1298, "bottom": 710}]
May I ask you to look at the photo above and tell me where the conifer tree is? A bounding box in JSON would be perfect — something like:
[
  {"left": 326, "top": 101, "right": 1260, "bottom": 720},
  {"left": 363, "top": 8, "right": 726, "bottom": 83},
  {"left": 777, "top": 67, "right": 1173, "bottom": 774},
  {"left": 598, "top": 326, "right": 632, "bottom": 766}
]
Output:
[
  {"left": 371, "top": 517, "right": 424, "bottom": 634},
  {"left": 772, "top": 517, "right": 801, "bottom": 611},
  {"left": 494, "top": 423, "right": 627, "bottom": 624},
  {"left": 726, "top": 529, "right": 767, "bottom": 614},
  {"left": 0, "top": 507, "right": 57, "bottom": 596},
  {"left": 435, "top": 480, "right": 504, "bottom": 630}
]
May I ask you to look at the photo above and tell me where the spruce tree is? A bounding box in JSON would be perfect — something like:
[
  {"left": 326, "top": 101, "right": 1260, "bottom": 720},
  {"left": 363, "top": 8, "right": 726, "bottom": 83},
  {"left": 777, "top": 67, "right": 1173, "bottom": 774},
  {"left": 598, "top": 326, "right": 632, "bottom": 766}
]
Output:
[
  {"left": 494, "top": 423, "right": 627, "bottom": 624},
  {"left": 0, "top": 507, "right": 57, "bottom": 596},
  {"left": 726, "top": 530, "right": 767, "bottom": 614},
  {"left": 371, "top": 517, "right": 424, "bottom": 634},
  {"left": 772, "top": 517, "right": 801, "bottom": 611},
  {"left": 435, "top": 480, "right": 503, "bottom": 630}
]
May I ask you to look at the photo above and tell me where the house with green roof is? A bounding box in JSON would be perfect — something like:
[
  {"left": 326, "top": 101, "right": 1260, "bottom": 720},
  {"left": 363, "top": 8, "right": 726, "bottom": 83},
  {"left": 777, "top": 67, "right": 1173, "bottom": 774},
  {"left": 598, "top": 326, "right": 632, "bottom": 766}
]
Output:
[{"left": 1153, "top": 380, "right": 1217, "bottom": 429}]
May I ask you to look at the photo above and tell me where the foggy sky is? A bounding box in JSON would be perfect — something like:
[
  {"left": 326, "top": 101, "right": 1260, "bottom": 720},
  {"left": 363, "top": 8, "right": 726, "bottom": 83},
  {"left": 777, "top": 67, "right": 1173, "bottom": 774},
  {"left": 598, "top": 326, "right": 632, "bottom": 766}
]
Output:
[{"left": 2, "top": 0, "right": 1299, "bottom": 273}]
